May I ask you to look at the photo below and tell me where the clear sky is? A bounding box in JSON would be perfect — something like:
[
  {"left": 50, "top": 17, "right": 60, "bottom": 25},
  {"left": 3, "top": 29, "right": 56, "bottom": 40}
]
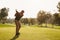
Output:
[{"left": 0, "top": 0, "right": 60, "bottom": 19}]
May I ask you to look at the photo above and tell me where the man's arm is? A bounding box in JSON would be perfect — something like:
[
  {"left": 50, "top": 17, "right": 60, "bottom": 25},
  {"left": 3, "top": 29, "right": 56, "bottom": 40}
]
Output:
[{"left": 15, "top": 10, "right": 19, "bottom": 16}]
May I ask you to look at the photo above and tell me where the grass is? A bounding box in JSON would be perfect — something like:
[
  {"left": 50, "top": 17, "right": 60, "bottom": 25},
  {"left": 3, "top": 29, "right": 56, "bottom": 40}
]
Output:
[
  {"left": 0, "top": 24, "right": 60, "bottom": 40},
  {"left": 0, "top": 23, "right": 15, "bottom": 27}
]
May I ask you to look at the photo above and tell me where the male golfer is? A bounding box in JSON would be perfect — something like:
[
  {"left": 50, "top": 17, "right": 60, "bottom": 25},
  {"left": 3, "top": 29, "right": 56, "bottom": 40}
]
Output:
[{"left": 15, "top": 10, "right": 24, "bottom": 36}]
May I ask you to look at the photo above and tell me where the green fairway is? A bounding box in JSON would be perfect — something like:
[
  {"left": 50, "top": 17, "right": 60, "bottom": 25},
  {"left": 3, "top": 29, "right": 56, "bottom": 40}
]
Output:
[{"left": 0, "top": 24, "right": 60, "bottom": 40}]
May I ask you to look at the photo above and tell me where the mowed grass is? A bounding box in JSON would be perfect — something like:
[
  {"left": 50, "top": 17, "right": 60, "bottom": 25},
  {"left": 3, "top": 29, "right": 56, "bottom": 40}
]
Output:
[{"left": 0, "top": 24, "right": 60, "bottom": 40}]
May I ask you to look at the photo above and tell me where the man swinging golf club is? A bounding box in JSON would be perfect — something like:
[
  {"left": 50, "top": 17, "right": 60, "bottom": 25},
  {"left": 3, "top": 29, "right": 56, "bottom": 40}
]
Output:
[{"left": 15, "top": 10, "right": 24, "bottom": 36}]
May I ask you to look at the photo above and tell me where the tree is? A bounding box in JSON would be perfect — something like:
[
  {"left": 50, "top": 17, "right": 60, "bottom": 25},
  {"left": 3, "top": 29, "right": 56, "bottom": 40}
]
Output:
[
  {"left": 0, "top": 8, "right": 9, "bottom": 24},
  {"left": 30, "top": 18, "right": 35, "bottom": 25},
  {"left": 45, "top": 12, "right": 52, "bottom": 27},
  {"left": 57, "top": 2, "right": 60, "bottom": 12},
  {"left": 21, "top": 18, "right": 28, "bottom": 25},
  {"left": 53, "top": 13, "right": 60, "bottom": 25},
  {"left": 37, "top": 10, "right": 46, "bottom": 27},
  {"left": 53, "top": 2, "right": 60, "bottom": 25},
  {"left": 37, "top": 10, "right": 53, "bottom": 27}
]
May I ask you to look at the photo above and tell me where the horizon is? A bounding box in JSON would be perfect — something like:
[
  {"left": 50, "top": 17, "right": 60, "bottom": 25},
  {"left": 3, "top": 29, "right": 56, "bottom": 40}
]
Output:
[{"left": 0, "top": 0, "right": 60, "bottom": 19}]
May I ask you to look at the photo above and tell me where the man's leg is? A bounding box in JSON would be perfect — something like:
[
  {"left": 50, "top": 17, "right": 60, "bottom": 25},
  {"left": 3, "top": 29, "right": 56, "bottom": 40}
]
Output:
[
  {"left": 18, "top": 21, "right": 21, "bottom": 32},
  {"left": 15, "top": 20, "right": 19, "bottom": 35}
]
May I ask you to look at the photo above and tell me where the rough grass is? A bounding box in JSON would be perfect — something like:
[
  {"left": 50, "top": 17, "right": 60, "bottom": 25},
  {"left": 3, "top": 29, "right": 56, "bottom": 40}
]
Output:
[{"left": 0, "top": 24, "right": 60, "bottom": 40}]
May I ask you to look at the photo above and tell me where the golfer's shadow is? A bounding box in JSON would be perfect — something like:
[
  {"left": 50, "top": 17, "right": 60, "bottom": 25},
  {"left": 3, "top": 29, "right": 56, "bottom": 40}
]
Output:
[{"left": 11, "top": 35, "right": 20, "bottom": 40}]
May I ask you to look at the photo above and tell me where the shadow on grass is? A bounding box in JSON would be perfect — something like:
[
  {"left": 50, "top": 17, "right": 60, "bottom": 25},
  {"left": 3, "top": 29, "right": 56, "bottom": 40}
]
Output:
[{"left": 10, "top": 35, "right": 20, "bottom": 40}]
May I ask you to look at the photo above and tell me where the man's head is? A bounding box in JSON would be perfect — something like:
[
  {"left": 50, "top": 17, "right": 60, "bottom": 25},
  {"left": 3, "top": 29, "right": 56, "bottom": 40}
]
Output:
[
  {"left": 21, "top": 10, "right": 24, "bottom": 13},
  {"left": 19, "top": 10, "right": 24, "bottom": 17}
]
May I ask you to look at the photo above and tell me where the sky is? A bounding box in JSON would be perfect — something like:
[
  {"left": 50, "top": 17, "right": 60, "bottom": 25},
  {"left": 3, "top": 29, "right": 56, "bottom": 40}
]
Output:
[{"left": 0, "top": 0, "right": 60, "bottom": 19}]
